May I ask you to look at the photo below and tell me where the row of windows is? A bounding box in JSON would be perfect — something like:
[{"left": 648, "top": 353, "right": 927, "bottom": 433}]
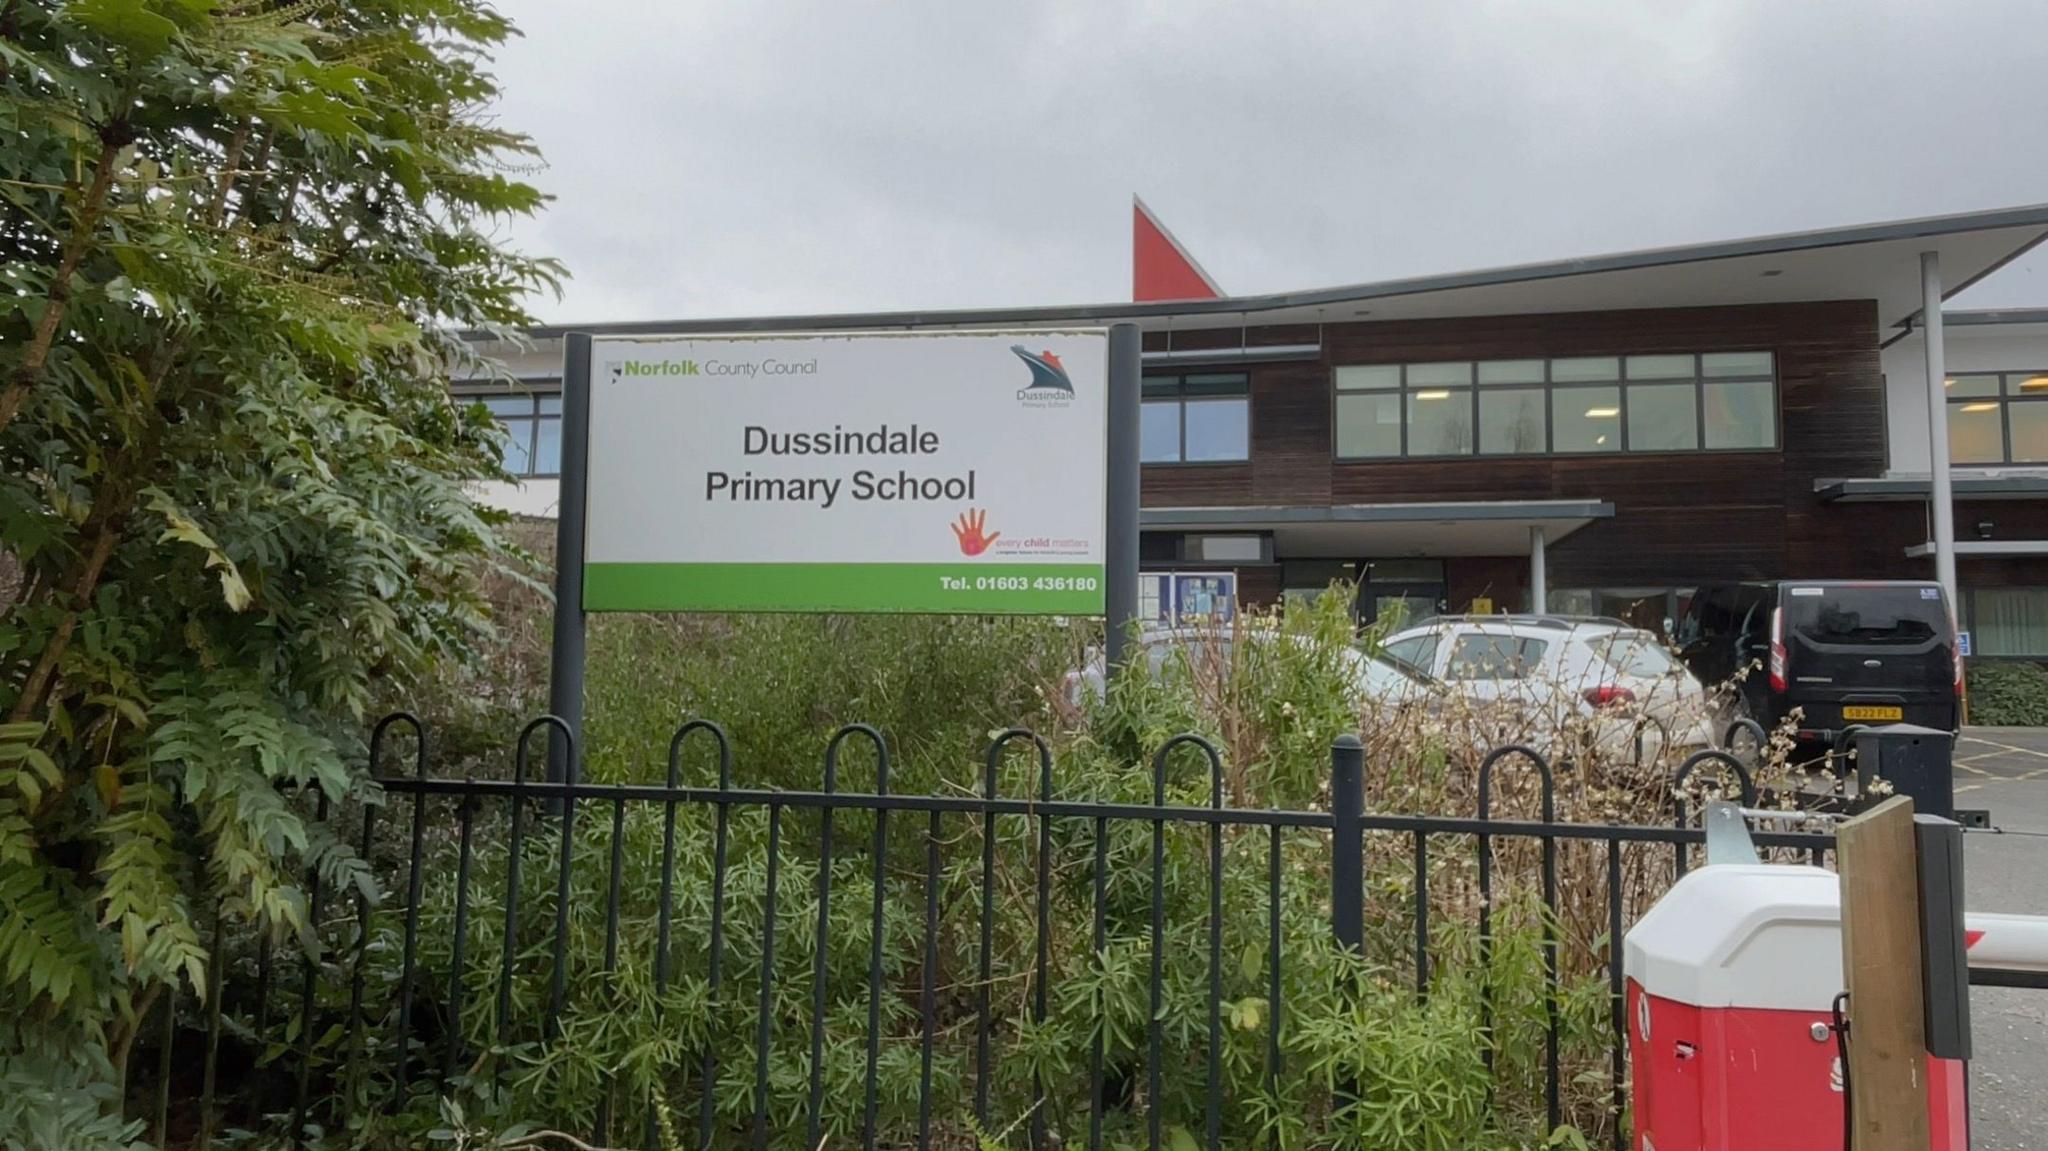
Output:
[
  {"left": 1333, "top": 352, "right": 1778, "bottom": 458},
  {"left": 1946, "top": 371, "right": 2048, "bottom": 465},
  {"left": 1136, "top": 353, "right": 1780, "bottom": 464},
  {"left": 482, "top": 352, "right": 1780, "bottom": 474}
]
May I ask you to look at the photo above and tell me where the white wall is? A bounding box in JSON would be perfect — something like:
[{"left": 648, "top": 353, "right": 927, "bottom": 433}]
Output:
[
  {"left": 462, "top": 333, "right": 566, "bottom": 382},
  {"left": 472, "top": 478, "right": 562, "bottom": 519},
  {"left": 1882, "top": 321, "right": 2048, "bottom": 475}
]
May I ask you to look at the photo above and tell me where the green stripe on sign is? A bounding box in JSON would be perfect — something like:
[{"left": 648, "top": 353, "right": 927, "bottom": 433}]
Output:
[{"left": 583, "top": 562, "right": 1106, "bottom": 614}]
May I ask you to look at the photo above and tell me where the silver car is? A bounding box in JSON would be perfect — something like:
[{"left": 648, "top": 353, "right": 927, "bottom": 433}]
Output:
[{"left": 1379, "top": 614, "right": 1713, "bottom": 756}]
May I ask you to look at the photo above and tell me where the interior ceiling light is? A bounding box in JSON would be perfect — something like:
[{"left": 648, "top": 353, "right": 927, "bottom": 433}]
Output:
[
  {"left": 1413, "top": 390, "right": 1451, "bottom": 400},
  {"left": 1959, "top": 402, "right": 1999, "bottom": 413},
  {"left": 1584, "top": 407, "right": 1620, "bottom": 418}
]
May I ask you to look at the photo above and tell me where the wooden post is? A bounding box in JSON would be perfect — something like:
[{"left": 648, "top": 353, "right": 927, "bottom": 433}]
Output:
[{"left": 1837, "top": 795, "right": 1931, "bottom": 1150}]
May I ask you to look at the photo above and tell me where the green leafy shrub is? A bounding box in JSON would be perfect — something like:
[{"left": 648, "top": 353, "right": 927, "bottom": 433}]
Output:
[
  {"left": 0, "top": 2, "right": 555, "bottom": 1147},
  {"left": 1966, "top": 660, "right": 2048, "bottom": 726}
]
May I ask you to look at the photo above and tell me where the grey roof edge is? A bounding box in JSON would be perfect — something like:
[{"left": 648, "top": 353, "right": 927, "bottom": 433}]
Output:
[
  {"left": 1941, "top": 308, "right": 2048, "bottom": 327},
  {"left": 1139, "top": 500, "right": 1616, "bottom": 526},
  {"left": 1814, "top": 475, "right": 2048, "bottom": 501},
  {"left": 1880, "top": 226, "right": 2048, "bottom": 347},
  {"left": 470, "top": 202, "right": 2048, "bottom": 342}
]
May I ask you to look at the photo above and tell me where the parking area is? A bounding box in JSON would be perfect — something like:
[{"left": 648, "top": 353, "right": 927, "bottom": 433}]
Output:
[{"left": 1956, "top": 730, "right": 2048, "bottom": 1149}]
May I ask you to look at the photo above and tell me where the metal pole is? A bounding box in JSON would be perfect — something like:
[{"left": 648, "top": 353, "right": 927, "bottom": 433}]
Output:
[
  {"left": 1922, "top": 252, "right": 1959, "bottom": 614},
  {"left": 1329, "top": 733, "right": 1365, "bottom": 1113},
  {"left": 1330, "top": 734, "right": 1364, "bottom": 953},
  {"left": 1529, "top": 525, "right": 1547, "bottom": 614},
  {"left": 547, "top": 332, "right": 592, "bottom": 785},
  {"left": 1105, "top": 323, "right": 1142, "bottom": 674}
]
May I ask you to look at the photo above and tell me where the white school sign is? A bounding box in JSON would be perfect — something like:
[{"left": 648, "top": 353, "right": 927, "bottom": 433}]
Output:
[{"left": 581, "top": 330, "right": 1109, "bottom": 613}]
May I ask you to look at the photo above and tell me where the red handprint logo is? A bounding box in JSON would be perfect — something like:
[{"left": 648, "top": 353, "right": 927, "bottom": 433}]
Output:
[{"left": 951, "top": 508, "right": 1001, "bottom": 556}]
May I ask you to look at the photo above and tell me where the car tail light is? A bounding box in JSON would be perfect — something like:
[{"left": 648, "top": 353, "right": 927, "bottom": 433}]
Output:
[
  {"left": 1768, "top": 606, "right": 1787, "bottom": 693},
  {"left": 1582, "top": 684, "right": 1636, "bottom": 708}
]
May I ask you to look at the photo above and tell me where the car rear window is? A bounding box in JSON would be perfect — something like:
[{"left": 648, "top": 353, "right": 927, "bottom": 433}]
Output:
[
  {"left": 1380, "top": 632, "right": 1441, "bottom": 675},
  {"left": 1445, "top": 634, "right": 1548, "bottom": 680},
  {"left": 1783, "top": 586, "right": 1949, "bottom": 647},
  {"left": 1594, "top": 631, "right": 1675, "bottom": 676}
]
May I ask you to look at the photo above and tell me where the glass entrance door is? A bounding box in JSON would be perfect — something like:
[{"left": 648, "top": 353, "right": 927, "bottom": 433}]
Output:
[
  {"left": 1355, "top": 560, "right": 1448, "bottom": 630},
  {"left": 1361, "top": 583, "right": 1446, "bottom": 630}
]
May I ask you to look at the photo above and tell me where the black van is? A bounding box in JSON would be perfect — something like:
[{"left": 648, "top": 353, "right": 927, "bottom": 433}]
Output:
[{"left": 1675, "top": 580, "right": 1961, "bottom": 744}]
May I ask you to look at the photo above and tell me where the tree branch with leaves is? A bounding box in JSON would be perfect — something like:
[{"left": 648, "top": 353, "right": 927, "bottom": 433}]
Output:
[{"left": 0, "top": 2, "right": 562, "bottom": 1142}]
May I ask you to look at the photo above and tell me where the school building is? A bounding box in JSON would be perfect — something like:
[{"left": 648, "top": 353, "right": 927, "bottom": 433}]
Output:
[{"left": 461, "top": 203, "right": 2048, "bottom": 657}]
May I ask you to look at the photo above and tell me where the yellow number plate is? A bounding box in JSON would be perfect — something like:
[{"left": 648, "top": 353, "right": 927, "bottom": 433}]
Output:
[{"left": 1842, "top": 706, "right": 1903, "bottom": 721}]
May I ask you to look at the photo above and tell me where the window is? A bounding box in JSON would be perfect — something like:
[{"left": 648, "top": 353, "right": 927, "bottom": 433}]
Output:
[
  {"left": 1188, "top": 534, "right": 1264, "bottom": 563},
  {"left": 1626, "top": 355, "right": 1698, "bottom": 452},
  {"left": 1333, "top": 366, "right": 1401, "bottom": 458},
  {"left": 1593, "top": 632, "right": 1677, "bottom": 677},
  {"left": 474, "top": 392, "right": 562, "bottom": 477},
  {"left": 1965, "top": 587, "right": 2048, "bottom": 656},
  {"left": 1380, "top": 632, "right": 1440, "bottom": 675},
  {"left": 1142, "top": 374, "right": 1249, "bottom": 462},
  {"left": 1945, "top": 371, "right": 2048, "bottom": 465},
  {"left": 1479, "top": 387, "right": 1546, "bottom": 455},
  {"left": 1785, "top": 587, "right": 1945, "bottom": 647},
  {"left": 1558, "top": 587, "right": 1695, "bottom": 635},
  {"left": 1445, "top": 633, "right": 1548, "bottom": 680},
  {"left": 1333, "top": 352, "right": 1776, "bottom": 458},
  {"left": 1404, "top": 362, "right": 1473, "bottom": 456},
  {"left": 1553, "top": 384, "right": 1620, "bottom": 453},
  {"left": 1140, "top": 574, "right": 1170, "bottom": 624}
]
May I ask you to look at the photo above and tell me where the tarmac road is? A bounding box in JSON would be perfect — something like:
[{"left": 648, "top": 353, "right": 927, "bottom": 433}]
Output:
[{"left": 1954, "top": 729, "right": 2048, "bottom": 1150}]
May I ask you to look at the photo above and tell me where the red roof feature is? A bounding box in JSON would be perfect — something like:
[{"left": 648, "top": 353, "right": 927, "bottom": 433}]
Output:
[{"left": 1133, "top": 196, "right": 1222, "bottom": 302}]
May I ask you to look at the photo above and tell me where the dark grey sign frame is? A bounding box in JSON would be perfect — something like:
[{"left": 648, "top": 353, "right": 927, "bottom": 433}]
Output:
[{"left": 541, "top": 324, "right": 1142, "bottom": 782}]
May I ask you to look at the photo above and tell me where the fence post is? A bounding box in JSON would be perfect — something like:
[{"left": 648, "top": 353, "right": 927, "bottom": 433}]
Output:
[
  {"left": 1837, "top": 795, "right": 1932, "bottom": 1150},
  {"left": 1331, "top": 734, "right": 1365, "bottom": 954},
  {"left": 1330, "top": 734, "right": 1365, "bottom": 1116}
]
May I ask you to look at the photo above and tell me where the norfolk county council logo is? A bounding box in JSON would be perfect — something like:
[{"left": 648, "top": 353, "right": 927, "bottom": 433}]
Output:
[
  {"left": 608, "top": 359, "right": 700, "bottom": 381},
  {"left": 1010, "top": 345, "right": 1074, "bottom": 408}
]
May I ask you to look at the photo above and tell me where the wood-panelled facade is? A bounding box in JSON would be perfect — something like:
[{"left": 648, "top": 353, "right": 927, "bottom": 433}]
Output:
[{"left": 1136, "top": 300, "right": 2048, "bottom": 612}]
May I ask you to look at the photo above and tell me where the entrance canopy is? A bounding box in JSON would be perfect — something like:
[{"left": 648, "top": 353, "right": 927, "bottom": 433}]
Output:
[{"left": 1140, "top": 499, "right": 1612, "bottom": 558}]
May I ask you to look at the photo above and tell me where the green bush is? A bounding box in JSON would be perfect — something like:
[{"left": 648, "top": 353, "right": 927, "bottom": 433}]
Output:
[{"left": 1966, "top": 660, "right": 2048, "bottom": 726}]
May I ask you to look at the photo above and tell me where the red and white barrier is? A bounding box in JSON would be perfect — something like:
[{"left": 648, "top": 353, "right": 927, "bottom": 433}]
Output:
[
  {"left": 1625, "top": 863, "right": 1975, "bottom": 1150},
  {"left": 1965, "top": 912, "right": 2048, "bottom": 981}
]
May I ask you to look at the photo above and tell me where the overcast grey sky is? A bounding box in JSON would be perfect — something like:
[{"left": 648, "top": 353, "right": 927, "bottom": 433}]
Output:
[{"left": 484, "top": 0, "right": 2048, "bottom": 324}]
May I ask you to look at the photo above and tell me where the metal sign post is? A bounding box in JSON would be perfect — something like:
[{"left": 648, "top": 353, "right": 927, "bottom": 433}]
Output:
[
  {"left": 546, "top": 332, "right": 593, "bottom": 784},
  {"left": 1104, "top": 322, "right": 1140, "bottom": 674}
]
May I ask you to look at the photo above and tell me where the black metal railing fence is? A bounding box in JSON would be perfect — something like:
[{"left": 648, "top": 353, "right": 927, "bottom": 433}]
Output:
[{"left": 135, "top": 714, "right": 1833, "bottom": 1151}]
